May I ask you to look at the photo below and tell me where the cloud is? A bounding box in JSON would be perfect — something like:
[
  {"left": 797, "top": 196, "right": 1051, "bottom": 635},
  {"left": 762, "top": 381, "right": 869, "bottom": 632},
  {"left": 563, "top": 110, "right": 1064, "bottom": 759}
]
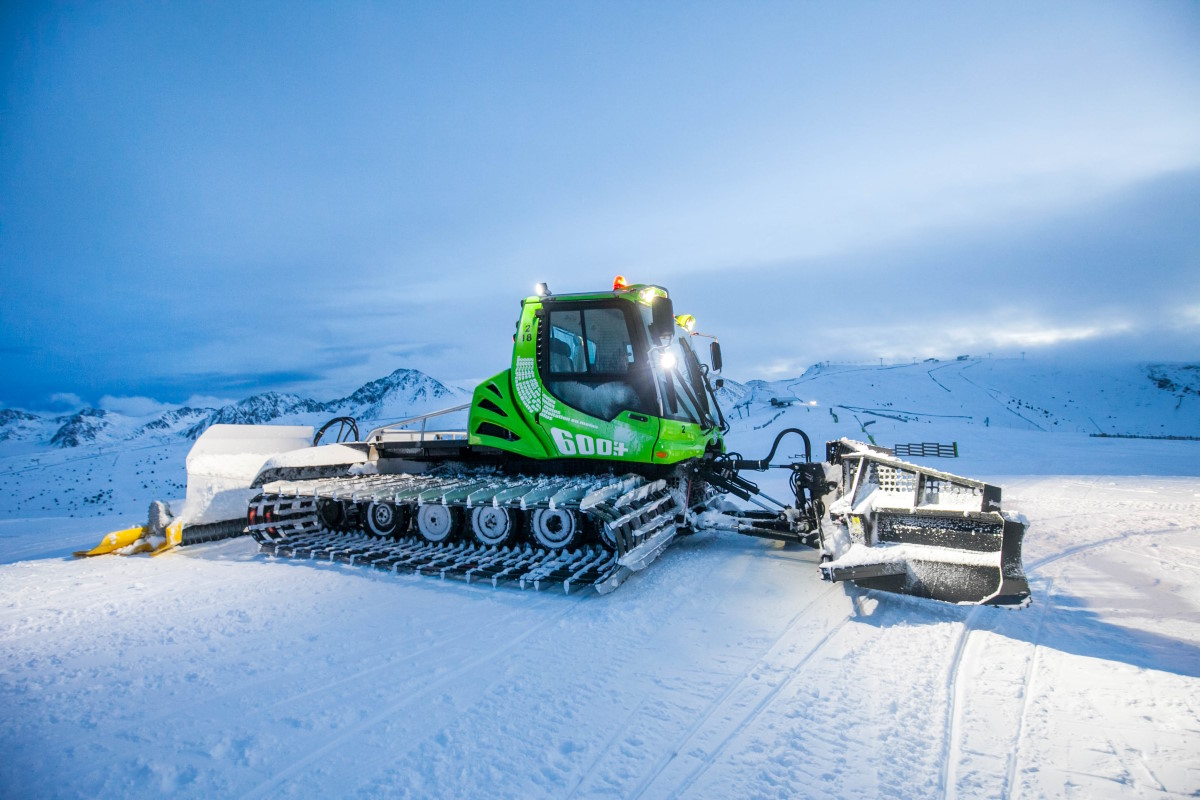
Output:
[
  {"left": 943, "top": 321, "right": 1135, "bottom": 351},
  {"left": 386, "top": 342, "right": 458, "bottom": 361},
  {"left": 98, "top": 395, "right": 175, "bottom": 417},
  {"left": 1175, "top": 304, "right": 1200, "bottom": 329},
  {"left": 46, "top": 393, "right": 84, "bottom": 411},
  {"left": 741, "top": 314, "right": 1151, "bottom": 380}
]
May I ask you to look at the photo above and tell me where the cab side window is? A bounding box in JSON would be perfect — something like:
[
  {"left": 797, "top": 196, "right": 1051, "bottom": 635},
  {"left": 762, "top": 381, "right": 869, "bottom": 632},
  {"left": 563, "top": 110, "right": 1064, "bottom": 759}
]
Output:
[
  {"left": 580, "top": 308, "right": 633, "bottom": 374},
  {"left": 549, "top": 311, "right": 587, "bottom": 373}
]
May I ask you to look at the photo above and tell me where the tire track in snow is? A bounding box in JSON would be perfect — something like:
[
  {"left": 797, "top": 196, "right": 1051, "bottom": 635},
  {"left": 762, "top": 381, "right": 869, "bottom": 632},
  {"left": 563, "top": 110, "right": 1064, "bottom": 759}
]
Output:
[
  {"left": 558, "top": 544, "right": 790, "bottom": 799},
  {"left": 239, "top": 593, "right": 587, "bottom": 799},
  {"left": 315, "top": 542, "right": 738, "bottom": 798},
  {"left": 654, "top": 592, "right": 861, "bottom": 800},
  {"left": 622, "top": 584, "right": 844, "bottom": 800},
  {"left": 1027, "top": 525, "right": 1181, "bottom": 573},
  {"left": 1002, "top": 518, "right": 1198, "bottom": 796},
  {"left": 261, "top": 600, "right": 544, "bottom": 711},
  {"left": 1004, "top": 578, "right": 1054, "bottom": 800},
  {"left": 563, "top": 696, "right": 651, "bottom": 800},
  {"left": 1029, "top": 501, "right": 1200, "bottom": 523},
  {"left": 126, "top": 599, "right": 543, "bottom": 733},
  {"left": 941, "top": 605, "right": 983, "bottom": 800},
  {"left": 0, "top": 556, "right": 270, "bottom": 630},
  {"left": 1126, "top": 549, "right": 1200, "bottom": 575}
]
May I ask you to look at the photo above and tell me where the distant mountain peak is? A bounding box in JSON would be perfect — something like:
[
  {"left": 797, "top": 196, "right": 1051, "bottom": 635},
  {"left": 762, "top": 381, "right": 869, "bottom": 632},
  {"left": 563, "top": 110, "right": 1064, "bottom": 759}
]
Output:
[
  {"left": 50, "top": 408, "right": 113, "bottom": 448},
  {"left": 0, "top": 409, "right": 44, "bottom": 443},
  {"left": 139, "top": 406, "right": 213, "bottom": 435},
  {"left": 330, "top": 368, "right": 458, "bottom": 415},
  {"left": 185, "top": 392, "right": 325, "bottom": 439}
]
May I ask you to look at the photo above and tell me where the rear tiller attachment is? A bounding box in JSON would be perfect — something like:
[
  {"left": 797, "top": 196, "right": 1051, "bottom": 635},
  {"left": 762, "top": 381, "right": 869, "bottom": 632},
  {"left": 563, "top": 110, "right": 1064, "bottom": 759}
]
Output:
[
  {"left": 695, "top": 432, "right": 1029, "bottom": 607},
  {"left": 820, "top": 440, "right": 1029, "bottom": 607}
]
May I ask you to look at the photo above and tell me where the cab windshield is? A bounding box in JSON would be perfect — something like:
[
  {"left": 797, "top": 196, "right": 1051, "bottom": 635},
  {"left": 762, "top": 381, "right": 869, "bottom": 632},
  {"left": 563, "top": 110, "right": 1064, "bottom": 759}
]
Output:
[{"left": 639, "top": 307, "right": 713, "bottom": 428}]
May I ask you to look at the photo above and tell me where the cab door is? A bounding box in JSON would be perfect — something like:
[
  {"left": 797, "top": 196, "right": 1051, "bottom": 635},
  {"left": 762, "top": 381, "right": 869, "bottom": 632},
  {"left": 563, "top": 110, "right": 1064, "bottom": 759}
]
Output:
[{"left": 534, "top": 300, "right": 661, "bottom": 464}]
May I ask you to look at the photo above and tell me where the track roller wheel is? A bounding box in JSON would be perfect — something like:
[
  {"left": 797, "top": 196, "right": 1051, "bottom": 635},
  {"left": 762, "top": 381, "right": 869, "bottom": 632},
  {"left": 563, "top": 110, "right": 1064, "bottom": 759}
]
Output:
[
  {"left": 317, "top": 499, "right": 355, "bottom": 530},
  {"left": 530, "top": 507, "right": 579, "bottom": 550},
  {"left": 416, "top": 504, "right": 461, "bottom": 543},
  {"left": 598, "top": 520, "right": 617, "bottom": 550},
  {"left": 471, "top": 506, "right": 519, "bottom": 547},
  {"left": 365, "top": 501, "right": 409, "bottom": 538}
]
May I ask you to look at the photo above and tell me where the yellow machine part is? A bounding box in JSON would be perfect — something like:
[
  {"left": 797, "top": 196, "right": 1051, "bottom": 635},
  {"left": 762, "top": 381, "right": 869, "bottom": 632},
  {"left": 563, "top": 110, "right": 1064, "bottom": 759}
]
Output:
[
  {"left": 73, "top": 525, "right": 148, "bottom": 557},
  {"left": 73, "top": 521, "right": 184, "bottom": 558},
  {"left": 151, "top": 521, "right": 184, "bottom": 556}
]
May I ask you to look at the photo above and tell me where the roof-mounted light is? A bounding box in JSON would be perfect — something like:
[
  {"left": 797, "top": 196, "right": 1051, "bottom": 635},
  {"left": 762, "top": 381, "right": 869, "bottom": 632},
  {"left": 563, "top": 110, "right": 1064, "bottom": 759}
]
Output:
[
  {"left": 534, "top": 282, "right": 549, "bottom": 297},
  {"left": 675, "top": 314, "right": 696, "bottom": 333},
  {"left": 638, "top": 286, "right": 667, "bottom": 305},
  {"left": 613, "top": 275, "right": 628, "bottom": 291}
]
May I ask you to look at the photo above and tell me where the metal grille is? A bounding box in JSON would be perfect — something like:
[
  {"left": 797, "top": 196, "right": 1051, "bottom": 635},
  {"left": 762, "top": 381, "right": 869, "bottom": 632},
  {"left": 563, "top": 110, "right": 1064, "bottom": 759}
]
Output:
[
  {"left": 870, "top": 463, "right": 918, "bottom": 495},
  {"left": 839, "top": 444, "right": 993, "bottom": 513},
  {"left": 922, "top": 478, "right": 981, "bottom": 502},
  {"left": 892, "top": 442, "right": 958, "bottom": 458}
]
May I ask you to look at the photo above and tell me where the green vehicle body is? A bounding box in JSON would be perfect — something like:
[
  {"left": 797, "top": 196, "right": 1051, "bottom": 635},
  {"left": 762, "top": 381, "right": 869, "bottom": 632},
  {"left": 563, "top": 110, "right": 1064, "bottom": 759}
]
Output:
[{"left": 466, "top": 283, "right": 724, "bottom": 466}]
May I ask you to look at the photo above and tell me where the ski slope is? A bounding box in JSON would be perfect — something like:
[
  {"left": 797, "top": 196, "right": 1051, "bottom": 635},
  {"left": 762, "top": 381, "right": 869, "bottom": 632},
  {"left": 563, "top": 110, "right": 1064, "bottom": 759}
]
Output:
[{"left": 2, "top": 359, "right": 1198, "bottom": 798}]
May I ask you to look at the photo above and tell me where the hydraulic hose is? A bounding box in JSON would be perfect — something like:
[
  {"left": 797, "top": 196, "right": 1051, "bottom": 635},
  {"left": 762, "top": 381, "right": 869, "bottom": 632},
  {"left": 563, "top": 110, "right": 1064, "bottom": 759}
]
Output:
[{"left": 731, "top": 428, "right": 812, "bottom": 471}]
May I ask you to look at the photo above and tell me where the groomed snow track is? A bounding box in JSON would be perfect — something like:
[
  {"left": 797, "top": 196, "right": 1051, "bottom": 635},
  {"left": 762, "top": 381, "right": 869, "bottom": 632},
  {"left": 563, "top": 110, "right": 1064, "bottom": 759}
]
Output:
[{"left": 247, "top": 469, "right": 685, "bottom": 594}]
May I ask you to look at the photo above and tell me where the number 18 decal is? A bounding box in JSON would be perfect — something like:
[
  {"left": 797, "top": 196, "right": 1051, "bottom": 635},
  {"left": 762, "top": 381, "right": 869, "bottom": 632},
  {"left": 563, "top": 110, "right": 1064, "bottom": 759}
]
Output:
[{"left": 551, "top": 428, "right": 628, "bottom": 457}]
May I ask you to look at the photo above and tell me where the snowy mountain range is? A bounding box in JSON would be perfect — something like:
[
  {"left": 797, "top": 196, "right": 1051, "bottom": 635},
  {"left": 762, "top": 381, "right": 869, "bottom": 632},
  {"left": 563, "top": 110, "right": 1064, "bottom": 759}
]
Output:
[
  {"left": 716, "top": 360, "right": 1199, "bottom": 439},
  {"left": 1, "top": 360, "right": 1197, "bottom": 453},
  {"left": 1, "top": 357, "right": 1196, "bottom": 522},
  {"left": 0, "top": 368, "right": 466, "bottom": 450}
]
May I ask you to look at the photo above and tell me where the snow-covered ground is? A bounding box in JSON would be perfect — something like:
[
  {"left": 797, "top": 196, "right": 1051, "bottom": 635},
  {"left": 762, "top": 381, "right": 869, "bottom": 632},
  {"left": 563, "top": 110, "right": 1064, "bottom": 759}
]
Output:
[{"left": 2, "top": 359, "right": 1198, "bottom": 798}]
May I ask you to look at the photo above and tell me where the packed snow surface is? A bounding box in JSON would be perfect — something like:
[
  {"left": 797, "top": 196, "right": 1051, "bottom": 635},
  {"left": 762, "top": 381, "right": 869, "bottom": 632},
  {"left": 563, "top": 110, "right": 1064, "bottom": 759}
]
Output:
[{"left": 1, "top": 359, "right": 1198, "bottom": 798}]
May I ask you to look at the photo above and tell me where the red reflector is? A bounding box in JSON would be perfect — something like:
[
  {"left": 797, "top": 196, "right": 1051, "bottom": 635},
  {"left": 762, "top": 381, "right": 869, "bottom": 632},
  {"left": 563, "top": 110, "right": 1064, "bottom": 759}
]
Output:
[
  {"left": 655, "top": 451, "right": 668, "bottom": 459},
  {"left": 613, "top": 275, "right": 628, "bottom": 290}
]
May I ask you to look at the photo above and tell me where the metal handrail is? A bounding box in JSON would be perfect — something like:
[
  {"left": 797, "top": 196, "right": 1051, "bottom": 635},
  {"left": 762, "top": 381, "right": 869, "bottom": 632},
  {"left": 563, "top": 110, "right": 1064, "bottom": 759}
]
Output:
[{"left": 365, "top": 403, "right": 471, "bottom": 445}]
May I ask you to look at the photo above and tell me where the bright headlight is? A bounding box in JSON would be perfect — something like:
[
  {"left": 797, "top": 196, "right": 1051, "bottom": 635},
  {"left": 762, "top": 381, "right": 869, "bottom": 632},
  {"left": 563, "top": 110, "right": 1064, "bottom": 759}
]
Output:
[{"left": 658, "top": 351, "right": 677, "bottom": 369}]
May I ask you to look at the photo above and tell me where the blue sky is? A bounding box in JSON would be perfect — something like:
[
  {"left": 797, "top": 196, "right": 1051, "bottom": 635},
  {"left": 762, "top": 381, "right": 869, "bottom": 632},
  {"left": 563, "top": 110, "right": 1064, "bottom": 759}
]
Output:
[{"left": 2, "top": 1, "right": 1198, "bottom": 412}]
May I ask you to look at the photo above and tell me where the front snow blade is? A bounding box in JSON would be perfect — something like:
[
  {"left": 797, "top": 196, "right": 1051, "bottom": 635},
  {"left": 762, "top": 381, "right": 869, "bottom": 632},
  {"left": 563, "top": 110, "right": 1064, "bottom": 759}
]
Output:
[
  {"left": 821, "top": 440, "right": 1030, "bottom": 607},
  {"left": 73, "top": 525, "right": 151, "bottom": 557},
  {"left": 76, "top": 503, "right": 182, "bottom": 558}
]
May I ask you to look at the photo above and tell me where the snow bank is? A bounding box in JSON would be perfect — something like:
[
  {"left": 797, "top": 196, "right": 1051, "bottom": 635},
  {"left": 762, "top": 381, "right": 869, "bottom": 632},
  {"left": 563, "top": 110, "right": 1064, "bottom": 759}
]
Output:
[
  {"left": 258, "top": 443, "right": 368, "bottom": 471},
  {"left": 178, "top": 425, "right": 317, "bottom": 525}
]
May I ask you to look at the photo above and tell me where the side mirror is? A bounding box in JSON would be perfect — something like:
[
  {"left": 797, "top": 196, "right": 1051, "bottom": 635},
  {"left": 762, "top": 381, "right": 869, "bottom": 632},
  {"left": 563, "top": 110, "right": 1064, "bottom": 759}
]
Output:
[
  {"left": 710, "top": 341, "right": 723, "bottom": 372},
  {"left": 650, "top": 295, "right": 675, "bottom": 343}
]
